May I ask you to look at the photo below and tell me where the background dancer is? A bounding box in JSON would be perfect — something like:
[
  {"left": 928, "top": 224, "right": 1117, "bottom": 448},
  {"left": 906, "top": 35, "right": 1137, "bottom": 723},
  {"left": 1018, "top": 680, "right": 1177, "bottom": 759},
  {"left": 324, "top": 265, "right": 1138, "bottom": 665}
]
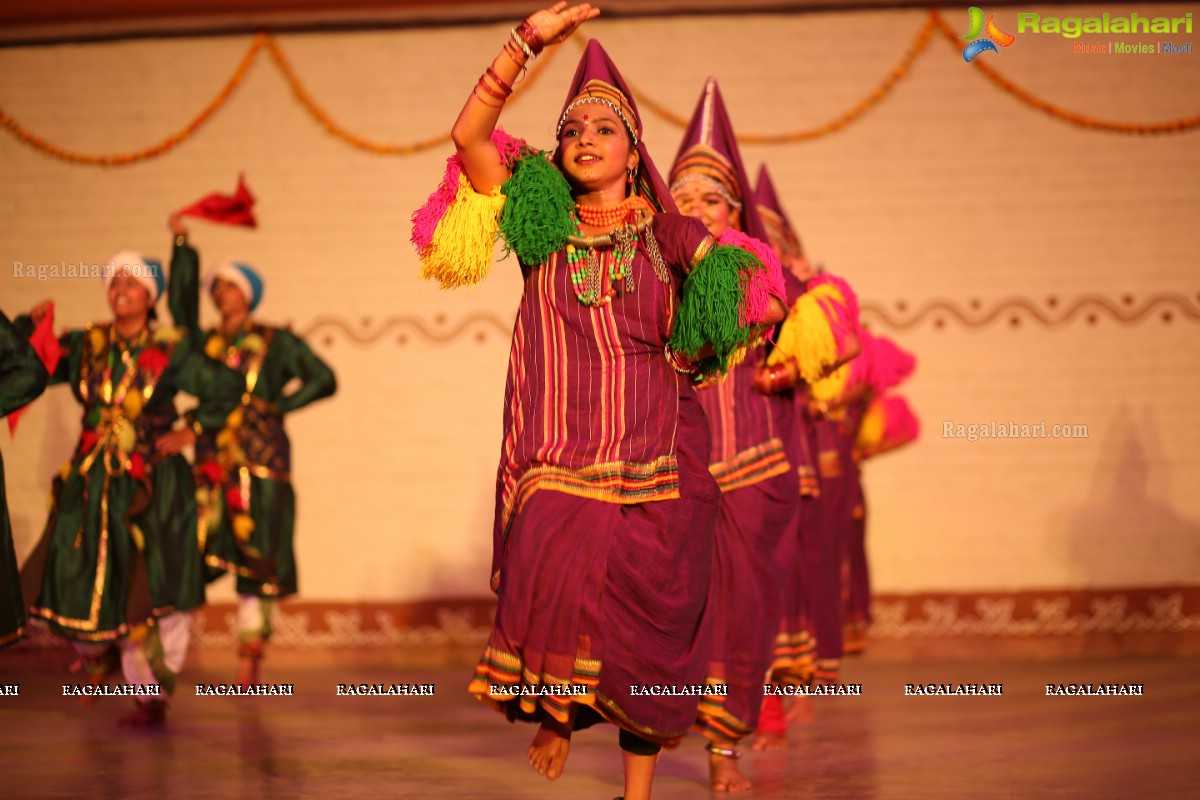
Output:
[
  {"left": 669, "top": 79, "right": 794, "bottom": 792},
  {"left": 0, "top": 310, "right": 50, "bottom": 649},
  {"left": 168, "top": 214, "right": 337, "bottom": 686},
  {"left": 20, "top": 255, "right": 242, "bottom": 726},
  {"left": 749, "top": 164, "right": 860, "bottom": 745}
]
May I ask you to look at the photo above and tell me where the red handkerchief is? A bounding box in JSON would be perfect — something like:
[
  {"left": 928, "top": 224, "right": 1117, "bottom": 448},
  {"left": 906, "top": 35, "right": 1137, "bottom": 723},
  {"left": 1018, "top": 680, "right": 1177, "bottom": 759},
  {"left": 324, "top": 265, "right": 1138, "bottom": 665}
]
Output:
[{"left": 175, "top": 173, "right": 257, "bottom": 228}]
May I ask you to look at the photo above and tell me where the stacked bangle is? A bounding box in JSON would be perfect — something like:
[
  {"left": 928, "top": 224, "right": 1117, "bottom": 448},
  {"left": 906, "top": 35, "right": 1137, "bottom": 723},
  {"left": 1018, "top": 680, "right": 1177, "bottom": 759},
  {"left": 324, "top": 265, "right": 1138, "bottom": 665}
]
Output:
[
  {"left": 473, "top": 86, "right": 502, "bottom": 108},
  {"left": 476, "top": 74, "right": 508, "bottom": 102},
  {"left": 665, "top": 345, "right": 698, "bottom": 376},
  {"left": 764, "top": 362, "right": 795, "bottom": 394},
  {"left": 502, "top": 40, "right": 529, "bottom": 72},
  {"left": 510, "top": 20, "right": 543, "bottom": 59},
  {"left": 485, "top": 67, "right": 513, "bottom": 96},
  {"left": 515, "top": 20, "right": 544, "bottom": 54}
]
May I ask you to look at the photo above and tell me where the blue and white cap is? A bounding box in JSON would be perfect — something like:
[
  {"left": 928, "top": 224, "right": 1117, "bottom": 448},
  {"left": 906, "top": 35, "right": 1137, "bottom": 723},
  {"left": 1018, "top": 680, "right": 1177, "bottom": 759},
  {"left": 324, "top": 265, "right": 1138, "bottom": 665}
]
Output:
[
  {"left": 105, "top": 250, "right": 165, "bottom": 301},
  {"left": 210, "top": 258, "right": 264, "bottom": 312}
]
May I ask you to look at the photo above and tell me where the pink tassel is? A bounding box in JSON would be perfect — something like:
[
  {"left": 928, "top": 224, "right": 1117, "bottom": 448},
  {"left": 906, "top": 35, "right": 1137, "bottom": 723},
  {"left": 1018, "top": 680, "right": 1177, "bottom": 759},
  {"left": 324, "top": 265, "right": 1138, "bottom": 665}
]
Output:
[
  {"left": 881, "top": 394, "right": 920, "bottom": 445},
  {"left": 807, "top": 272, "right": 860, "bottom": 356},
  {"left": 875, "top": 336, "right": 917, "bottom": 391},
  {"left": 856, "top": 331, "right": 916, "bottom": 393},
  {"left": 809, "top": 273, "right": 859, "bottom": 326},
  {"left": 411, "top": 129, "right": 527, "bottom": 254},
  {"left": 717, "top": 229, "right": 787, "bottom": 326},
  {"left": 847, "top": 341, "right": 870, "bottom": 390},
  {"left": 491, "top": 128, "right": 525, "bottom": 166}
]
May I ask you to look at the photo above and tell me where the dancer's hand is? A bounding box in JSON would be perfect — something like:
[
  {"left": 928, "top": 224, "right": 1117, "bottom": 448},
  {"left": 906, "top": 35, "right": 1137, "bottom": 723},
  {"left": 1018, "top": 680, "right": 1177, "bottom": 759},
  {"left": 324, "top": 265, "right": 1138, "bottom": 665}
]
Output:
[
  {"left": 30, "top": 300, "right": 53, "bottom": 325},
  {"left": 169, "top": 212, "right": 188, "bottom": 237},
  {"left": 527, "top": 2, "right": 600, "bottom": 46},
  {"left": 807, "top": 398, "right": 831, "bottom": 418},
  {"left": 753, "top": 361, "right": 797, "bottom": 395},
  {"left": 156, "top": 427, "right": 196, "bottom": 456},
  {"left": 763, "top": 296, "right": 786, "bottom": 326}
]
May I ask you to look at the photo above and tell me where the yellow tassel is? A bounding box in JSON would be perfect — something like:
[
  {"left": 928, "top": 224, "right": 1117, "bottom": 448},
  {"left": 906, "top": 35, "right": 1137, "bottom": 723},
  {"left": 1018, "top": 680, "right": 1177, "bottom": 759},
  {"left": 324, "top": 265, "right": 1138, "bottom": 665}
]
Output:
[
  {"left": 811, "top": 363, "right": 850, "bottom": 404},
  {"left": 418, "top": 174, "right": 506, "bottom": 289},
  {"left": 768, "top": 293, "right": 838, "bottom": 383},
  {"left": 726, "top": 344, "right": 751, "bottom": 372},
  {"left": 856, "top": 401, "right": 885, "bottom": 450}
]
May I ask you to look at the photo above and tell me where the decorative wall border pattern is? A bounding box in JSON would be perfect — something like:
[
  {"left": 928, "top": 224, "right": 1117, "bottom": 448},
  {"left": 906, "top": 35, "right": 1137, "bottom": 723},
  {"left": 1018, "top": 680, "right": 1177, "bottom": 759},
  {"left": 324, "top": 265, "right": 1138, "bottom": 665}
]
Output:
[
  {"left": 868, "top": 587, "right": 1200, "bottom": 639},
  {"left": 16, "top": 588, "right": 1198, "bottom": 650},
  {"left": 291, "top": 292, "right": 1200, "bottom": 349},
  {"left": 297, "top": 313, "right": 512, "bottom": 348},
  {"left": 859, "top": 292, "right": 1200, "bottom": 332},
  {"left": 192, "top": 599, "right": 496, "bottom": 649}
]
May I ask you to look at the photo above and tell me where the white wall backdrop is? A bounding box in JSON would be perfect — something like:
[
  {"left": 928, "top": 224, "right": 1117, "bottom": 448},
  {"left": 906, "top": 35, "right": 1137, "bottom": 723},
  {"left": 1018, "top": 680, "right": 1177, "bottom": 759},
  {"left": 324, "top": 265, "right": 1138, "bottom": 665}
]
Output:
[{"left": 2, "top": 5, "right": 1198, "bottom": 602}]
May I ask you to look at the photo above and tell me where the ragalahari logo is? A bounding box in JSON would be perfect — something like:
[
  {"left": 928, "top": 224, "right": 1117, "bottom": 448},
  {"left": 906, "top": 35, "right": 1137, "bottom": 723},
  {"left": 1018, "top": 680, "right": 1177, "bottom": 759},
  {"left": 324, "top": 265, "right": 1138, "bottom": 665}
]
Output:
[{"left": 960, "top": 7, "right": 1016, "bottom": 62}]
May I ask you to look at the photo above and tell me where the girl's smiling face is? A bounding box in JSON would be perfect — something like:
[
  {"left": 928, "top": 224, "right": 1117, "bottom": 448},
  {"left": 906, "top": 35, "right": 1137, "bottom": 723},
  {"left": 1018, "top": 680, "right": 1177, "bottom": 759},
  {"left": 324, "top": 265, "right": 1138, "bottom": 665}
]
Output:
[{"left": 557, "top": 105, "right": 637, "bottom": 195}]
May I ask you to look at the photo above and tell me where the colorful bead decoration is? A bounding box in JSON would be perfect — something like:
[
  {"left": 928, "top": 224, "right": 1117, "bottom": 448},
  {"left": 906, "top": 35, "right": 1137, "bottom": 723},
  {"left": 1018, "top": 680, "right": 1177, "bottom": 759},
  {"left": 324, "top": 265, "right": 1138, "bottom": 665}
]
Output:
[{"left": 566, "top": 219, "right": 642, "bottom": 307}]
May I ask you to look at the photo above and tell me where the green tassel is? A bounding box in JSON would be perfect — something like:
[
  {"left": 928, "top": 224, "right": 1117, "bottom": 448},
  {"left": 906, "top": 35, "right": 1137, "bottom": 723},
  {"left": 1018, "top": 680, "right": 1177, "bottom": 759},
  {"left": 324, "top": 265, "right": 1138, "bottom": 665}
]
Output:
[
  {"left": 668, "top": 244, "right": 762, "bottom": 378},
  {"left": 499, "top": 150, "right": 576, "bottom": 266}
]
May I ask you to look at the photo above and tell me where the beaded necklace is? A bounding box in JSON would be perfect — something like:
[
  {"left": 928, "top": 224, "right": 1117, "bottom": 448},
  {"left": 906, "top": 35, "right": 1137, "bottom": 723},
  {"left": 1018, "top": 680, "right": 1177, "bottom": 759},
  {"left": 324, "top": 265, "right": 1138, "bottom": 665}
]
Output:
[
  {"left": 575, "top": 195, "right": 652, "bottom": 228},
  {"left": 567, "top": 195, "right": 655, "bottom": 307}
]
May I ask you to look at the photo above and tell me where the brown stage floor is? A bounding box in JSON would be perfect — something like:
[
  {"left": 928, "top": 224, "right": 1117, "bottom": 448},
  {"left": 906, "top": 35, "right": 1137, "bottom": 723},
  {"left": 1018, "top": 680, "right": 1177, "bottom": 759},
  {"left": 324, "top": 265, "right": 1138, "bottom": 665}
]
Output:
[{"left": 1, "top": 649, "right": 1197, "bottom": 799}]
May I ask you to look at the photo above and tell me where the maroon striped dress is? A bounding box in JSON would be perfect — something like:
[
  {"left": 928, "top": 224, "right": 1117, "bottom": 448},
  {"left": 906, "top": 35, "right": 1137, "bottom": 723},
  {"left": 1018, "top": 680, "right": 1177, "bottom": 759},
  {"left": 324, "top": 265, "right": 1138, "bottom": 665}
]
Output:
[
  {"left": 469, "top": 212, "right": 723, "bottom": 746},
  {"left": 692, "top": 290, "right": 801, "bottom": 742}
]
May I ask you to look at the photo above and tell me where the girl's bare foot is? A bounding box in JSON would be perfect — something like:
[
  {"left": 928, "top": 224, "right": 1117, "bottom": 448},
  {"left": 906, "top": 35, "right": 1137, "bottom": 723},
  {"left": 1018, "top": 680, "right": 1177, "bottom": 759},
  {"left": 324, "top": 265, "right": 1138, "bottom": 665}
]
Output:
[
  {"left": 528, "top": 717, "right": 572, "bottom": 780},
  {"left": 751, "top": 730, "right": 787, "bottom": 751},
  {"left": 753, "top": 693, "right": 787, "bottom": 749},
  {"left": 707, "top": 741, "right": 751, "bottom": 792}
]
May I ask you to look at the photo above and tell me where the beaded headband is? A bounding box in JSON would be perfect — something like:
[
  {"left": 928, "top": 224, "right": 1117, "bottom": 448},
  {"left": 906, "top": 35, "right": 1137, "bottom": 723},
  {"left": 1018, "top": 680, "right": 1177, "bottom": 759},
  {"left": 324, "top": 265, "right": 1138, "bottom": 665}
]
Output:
[
  {"left": 557, "top": 79, "right": 639, "bottom": 146},
  {"left": 669, "top": 173, "right": 743, "bottom": 210},
  {"left": 668, "top": 144, "right": 743, "bottom": 209}
]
